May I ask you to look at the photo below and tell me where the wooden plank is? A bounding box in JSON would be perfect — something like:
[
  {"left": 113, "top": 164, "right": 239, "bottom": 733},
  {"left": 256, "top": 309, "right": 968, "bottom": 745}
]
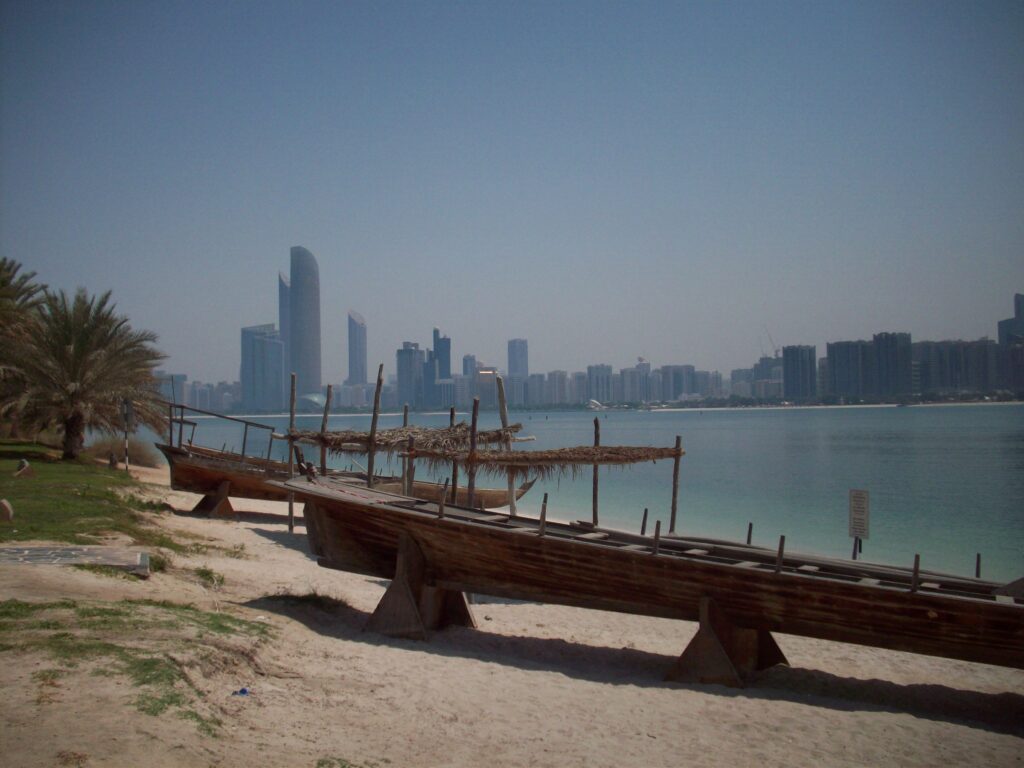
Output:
[
  {"left": 621, "top": 544, "right": 648, "bottom": 551},
  {"left": 735, "top": 561, "right": 760, "bottom": 569},
  {"left": 476, "top": 514, "right": 510, "bottom": 523},
  {"left": 578, "top": 532, "right": 609, "bottom": 540},
  {"left": 798, "top": 564, "right": 820, "bottom": 572},
  {"left": 859, "top": 577, "right": 881, "bottom": 585},
  {"left": 684, "top": 548, "right": 709, "bottom": 556}
]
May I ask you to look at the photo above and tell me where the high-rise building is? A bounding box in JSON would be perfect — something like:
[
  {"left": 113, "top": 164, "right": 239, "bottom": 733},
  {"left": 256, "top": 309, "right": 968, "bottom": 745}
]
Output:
[
  {"left": 873, "top": 332, "right": 912, "bottom": 396},
  {"left": 432, "top": 328, "right": 451, "bottom": 381},
  {"left": 346, "top": 311, "right": 367, "bottom": 385},
  {"left": 782, "top": 345, "right": 817, "bottom": 401},
  {"left": 240, "top": 324, "right": 284, "bottom": 412},
  {"left": 998, "top": 293, "right": 1024, "bottom": 345},
  {"left": 462, "top": 354, "right": 478, "bottom": 376},
  {"left": 913, "top": 339, "right": 998, "bottom": 394},
  {"left": 587, "top": 364, "right": 613, "bottom": 403},
  {"left": 396, "top": 342, "right": 425, "bottom": 408},
  {"left": 507, "top": 339, "right": 529, "bottom": 379},
  {"left": 278, "top": 273, "right": 290, "bottom": 395},
  {"left": 827, "top": 340, "right": 874, "bottom": 398},
  {"left": 288, "top": 246, "right": 322, "bottom": 397}
]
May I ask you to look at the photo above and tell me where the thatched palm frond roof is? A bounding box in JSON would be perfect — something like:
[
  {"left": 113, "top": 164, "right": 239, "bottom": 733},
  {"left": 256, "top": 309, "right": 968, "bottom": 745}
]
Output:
[
  {"left": 291, "top": 422, "right": 522, "bottom": 456},
  {"left": 407, "top": 445, "right": 685, "bottom": 481}
]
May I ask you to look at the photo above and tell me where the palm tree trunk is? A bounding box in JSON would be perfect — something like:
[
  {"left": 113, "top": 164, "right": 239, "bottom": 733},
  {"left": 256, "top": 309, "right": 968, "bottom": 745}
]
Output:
[{"left": 62, "top": 412, "right": 85, "bottom": 460}]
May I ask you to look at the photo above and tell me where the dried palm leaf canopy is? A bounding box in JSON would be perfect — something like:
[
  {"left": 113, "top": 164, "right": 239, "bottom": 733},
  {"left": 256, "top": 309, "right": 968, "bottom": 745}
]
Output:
[
  {"left": 290, "top": 423, "right": 522, "bottom": 456},
  {"left": 408, "top": 445, "right": 685, "bottom": 481}
]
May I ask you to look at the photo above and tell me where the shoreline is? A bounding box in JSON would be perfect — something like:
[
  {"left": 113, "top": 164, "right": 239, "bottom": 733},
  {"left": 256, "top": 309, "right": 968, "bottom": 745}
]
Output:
[{"left": 2, "top": 465, "right": 1022, "bottom": 766}]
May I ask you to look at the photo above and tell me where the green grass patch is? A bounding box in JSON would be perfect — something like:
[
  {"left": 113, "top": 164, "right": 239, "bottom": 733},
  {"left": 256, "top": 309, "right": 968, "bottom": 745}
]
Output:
[
  {"left": 178, "top": 709, "right": 222, "bottom": 738},
  {"left": 32, "top": 668, "right": 67, "bottom": 684},
  {"left": 136, "top": 689, "right": 187, "bottom": 716},
  {"left": 0, "top": 597, "right": 270, "bottom": 735},
  {"left": 195, "top": 566, "right": 225, "bottom": 589},
  {"left": 0, "top": 440, "right": 191, "bottom": 552},
  {"left": 72, "top": 564, "right": 140, "bottom": 580}
]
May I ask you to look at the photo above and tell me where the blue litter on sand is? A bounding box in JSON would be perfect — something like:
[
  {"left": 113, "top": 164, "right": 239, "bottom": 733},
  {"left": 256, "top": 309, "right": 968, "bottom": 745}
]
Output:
[{"left": 231, "top": 688, "right": 249, "bottom": 696}]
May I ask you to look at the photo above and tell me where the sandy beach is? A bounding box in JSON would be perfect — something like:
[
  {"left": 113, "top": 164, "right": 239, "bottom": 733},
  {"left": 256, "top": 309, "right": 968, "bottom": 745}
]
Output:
[{"left": 2, "top": 465, "right": 1022, "bottom": 768}]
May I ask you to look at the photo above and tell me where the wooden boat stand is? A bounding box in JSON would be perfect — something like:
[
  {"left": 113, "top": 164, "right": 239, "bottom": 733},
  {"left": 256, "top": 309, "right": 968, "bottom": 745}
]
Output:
[
  {"left": 666, "top": 596, "right": 788, "bottom": 687},
  {"left": 365, "top": 532, "right": 476, "bottom": 641},
  {"left": 364, "top": 530, "right": 785, "bottom": 686},
  {"left": 191, "top": 479, "right": 236, "bottom": 518}
]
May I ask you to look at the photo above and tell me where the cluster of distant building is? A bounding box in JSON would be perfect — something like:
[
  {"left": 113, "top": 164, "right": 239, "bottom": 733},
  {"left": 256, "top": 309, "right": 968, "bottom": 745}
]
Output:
[{"left": 155, "top": 248, "right": 1024, "bottom": 413}]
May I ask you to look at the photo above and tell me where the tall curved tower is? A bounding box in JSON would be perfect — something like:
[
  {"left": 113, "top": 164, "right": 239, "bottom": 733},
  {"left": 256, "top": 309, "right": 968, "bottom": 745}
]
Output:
[{"left": 288, "top": 246, "right": 322, "bottom": 397}]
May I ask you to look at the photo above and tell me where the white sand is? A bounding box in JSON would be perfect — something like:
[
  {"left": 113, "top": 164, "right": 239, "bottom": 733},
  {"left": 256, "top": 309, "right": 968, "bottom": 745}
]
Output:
[{"left": 1, "top": 465, "right": 1022, "bottom": 767}]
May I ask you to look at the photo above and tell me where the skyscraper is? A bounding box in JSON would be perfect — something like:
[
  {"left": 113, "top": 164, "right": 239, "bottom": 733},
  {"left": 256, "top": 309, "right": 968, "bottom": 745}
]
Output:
[
  {"left": 432, "top": 328, "right": 451, "bottom": 381},
  {"left": 278, "top": 272, "right": 290, "bottom": 395},
  {"left": 873, "top": 332, "right": 912, "bottom": 396},
  {"left": 396, "top": 342, "right": 425, "bottom": 408},
  {"left": 347, "top": 311, "right": 367, "bottom": 385},
  {"left": 507, "top": 338, "right": 529, "bottom": 378},
  {"left": 240, "top": 324, "right": 284, "bottom": 412},
  {"left": 587, "top": 364, "right": 613, "bottom": 403},
  {"left": 288, "top": 246, "right": 321, "bottom": 397},
  {"left": 782, "top": 345, "right": 817, "bottom": 401}
]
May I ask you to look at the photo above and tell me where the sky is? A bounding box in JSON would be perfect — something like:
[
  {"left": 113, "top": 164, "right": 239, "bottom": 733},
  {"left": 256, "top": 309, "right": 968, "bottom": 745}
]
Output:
[{"left": 2, "top": 0, "right": 1022, "bottom": 383}]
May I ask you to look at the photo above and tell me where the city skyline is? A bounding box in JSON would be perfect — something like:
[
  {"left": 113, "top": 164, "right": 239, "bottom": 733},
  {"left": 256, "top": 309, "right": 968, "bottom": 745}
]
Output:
[{"left": 3, "top": 3, "right": 1022, "bottom": 384}]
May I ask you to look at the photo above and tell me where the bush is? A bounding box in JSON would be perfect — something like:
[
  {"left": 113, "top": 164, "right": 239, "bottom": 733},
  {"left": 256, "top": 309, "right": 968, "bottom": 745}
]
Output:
[{"left": 83, "top": 436, "right": 162, "bottom": 468}]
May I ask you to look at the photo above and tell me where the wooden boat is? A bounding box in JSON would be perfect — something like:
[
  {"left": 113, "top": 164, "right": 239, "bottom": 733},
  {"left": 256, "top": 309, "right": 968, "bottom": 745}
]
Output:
[
  {"left": 280, "top": 455, "right": 1024, "bottom": 686},
  {"left": 156, "top": 442, "right": 535, "bottom": 514}
]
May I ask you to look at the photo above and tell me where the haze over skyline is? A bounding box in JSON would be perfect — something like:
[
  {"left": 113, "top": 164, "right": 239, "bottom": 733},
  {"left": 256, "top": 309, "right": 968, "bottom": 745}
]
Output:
[{"left": 2, "top": 1, "right": 1022, "bottom": 383}]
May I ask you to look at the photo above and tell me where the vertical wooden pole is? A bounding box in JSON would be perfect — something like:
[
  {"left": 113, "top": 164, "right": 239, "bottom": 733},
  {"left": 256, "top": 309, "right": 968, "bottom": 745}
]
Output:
[
  {"left": 669, "top": 435, "right": 682, "bottom": 534},
  {"left": 746, "top": 522, "right": 753, "bottom": 546},
  {"left": 641, "top": 508, "right": 648, "bottom": 536},
  {"left": 177, "top": 406, "right": 184, "bottom": 448},
  {"left": 975, "top": 552, "right": 981, "bottom": 579},
  {"left": 496, "top": 376, "right": 516, "bottom": 517},
  {"left": 287, "top": 372, "right": 296, "bottom": 533},
  {"left": 167, "top": 404, "right": 173, "bottom": 444},
  {"left": 405, "top": 436, "right": 416, "bottom": 496},
  {"left": 852, "top": 536, "right": 859, "bottom": 560},
  {"left": 241, "top": 424, "right": 249, "bottom": 460},
  {"left": 653, "top": 520, "right": 661, "bottom": 555},
  {"left": 449, "top": 406, "right": 458, "bottom": 503},
  {"left": 319, "top": 384, "right": 333, "bottom": 475},
  {"left": 538, "top": 492, "right": 548, "bottom": 537},
  {"left": 775, "top": 535, "right": 786, "bottom": 573},
  {"left": 591, "top": 417, "right": 600, "bottom": 527},
  {"left": 467, "top": 398, "right": 479, "bottom": 509},
  {"left": 367, "top": 364, "right": 383, "bottom": 489},
  {"left": 437, "top": 479, "right": 449, "bottom": 518},
  {"left": 911, "top": 554, "right": 920, "bottom": 592},
  {"left": 401, "top": 404, "right": 410, "bottom": 488}
]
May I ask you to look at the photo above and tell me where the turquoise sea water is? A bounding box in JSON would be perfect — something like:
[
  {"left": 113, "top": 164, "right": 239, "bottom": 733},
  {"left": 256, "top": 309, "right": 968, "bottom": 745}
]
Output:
[{"left": 152, "top": 403, "right": 1024, "bottom": 583}]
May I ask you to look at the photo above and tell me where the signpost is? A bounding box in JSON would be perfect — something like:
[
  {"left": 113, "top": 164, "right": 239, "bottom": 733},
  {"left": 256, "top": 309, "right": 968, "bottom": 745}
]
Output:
[
  {"left": 849, "top": 489, "right": 869, "bottom": 560},
  {"left": 121, "top": 399, "right": 135, "bottom": 472}
]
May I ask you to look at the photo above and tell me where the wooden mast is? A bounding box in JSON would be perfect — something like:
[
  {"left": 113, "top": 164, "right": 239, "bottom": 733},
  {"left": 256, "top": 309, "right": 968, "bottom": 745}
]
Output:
[
  {"left": 287, "top": 372, "right": 296, "bottom": 533},
  {"left": 496, "top": 376, "right": 516, "bottom": 517},
  {"left": 367, "top": 364, "right": 383, "bottom": 488}
]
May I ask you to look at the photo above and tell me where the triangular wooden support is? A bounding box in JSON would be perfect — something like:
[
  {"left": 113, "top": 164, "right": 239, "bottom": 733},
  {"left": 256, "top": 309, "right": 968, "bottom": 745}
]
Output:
[
  {"left": 191, "top": 480, "right": 235, "bottom": 518},
  {"left": 665, "top": 596, "right": 788, "bottom": 687},
  {"left": 365, "top": 532, "right": 475, "bottom": 640}
]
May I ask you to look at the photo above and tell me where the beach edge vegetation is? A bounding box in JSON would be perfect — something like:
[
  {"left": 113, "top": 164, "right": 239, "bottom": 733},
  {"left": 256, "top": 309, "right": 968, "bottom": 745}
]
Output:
[{"left": 0, "top": 258, "right": 166, "bottom": 459}]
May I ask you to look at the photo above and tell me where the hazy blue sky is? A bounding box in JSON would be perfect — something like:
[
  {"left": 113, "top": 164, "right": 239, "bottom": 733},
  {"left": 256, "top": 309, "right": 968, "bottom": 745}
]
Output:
[{"left": 2, "top": 0, "right": 1022, "bottom": 383}]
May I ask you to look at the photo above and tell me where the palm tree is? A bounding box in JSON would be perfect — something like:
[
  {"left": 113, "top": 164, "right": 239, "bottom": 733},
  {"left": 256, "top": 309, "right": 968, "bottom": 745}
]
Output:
[
  {"left": 0, "top": 258, "right": 46, "bottom": 367},
  {"left": 1, "top": 288, "right": 166, "bottom": 459}
]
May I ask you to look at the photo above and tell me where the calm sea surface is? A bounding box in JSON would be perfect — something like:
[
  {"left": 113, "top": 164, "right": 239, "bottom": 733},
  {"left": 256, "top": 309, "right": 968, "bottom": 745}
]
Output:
[{"left": 149, "top": 403, "right": 1024, "bottom": 583}]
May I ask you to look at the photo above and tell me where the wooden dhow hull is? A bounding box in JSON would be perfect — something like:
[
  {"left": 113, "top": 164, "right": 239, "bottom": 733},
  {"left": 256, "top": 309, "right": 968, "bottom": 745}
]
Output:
[
  {"left": 156, "top": 443, "right": 534, "bottom": 511},
  {"left": 284, "top": 477, "right": 1024, "bottom": 676}
]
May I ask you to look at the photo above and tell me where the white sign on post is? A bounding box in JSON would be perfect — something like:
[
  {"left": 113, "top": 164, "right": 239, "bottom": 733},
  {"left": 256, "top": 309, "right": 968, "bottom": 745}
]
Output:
[{"left": 849, "top": 489, "right": 869, "bottom": 539}]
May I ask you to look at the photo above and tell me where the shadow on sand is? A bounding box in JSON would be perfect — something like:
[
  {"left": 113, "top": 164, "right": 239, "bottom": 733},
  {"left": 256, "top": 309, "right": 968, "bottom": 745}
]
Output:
[{"left": 243, "top": 592, "right": 1024, "bottom": 738}]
